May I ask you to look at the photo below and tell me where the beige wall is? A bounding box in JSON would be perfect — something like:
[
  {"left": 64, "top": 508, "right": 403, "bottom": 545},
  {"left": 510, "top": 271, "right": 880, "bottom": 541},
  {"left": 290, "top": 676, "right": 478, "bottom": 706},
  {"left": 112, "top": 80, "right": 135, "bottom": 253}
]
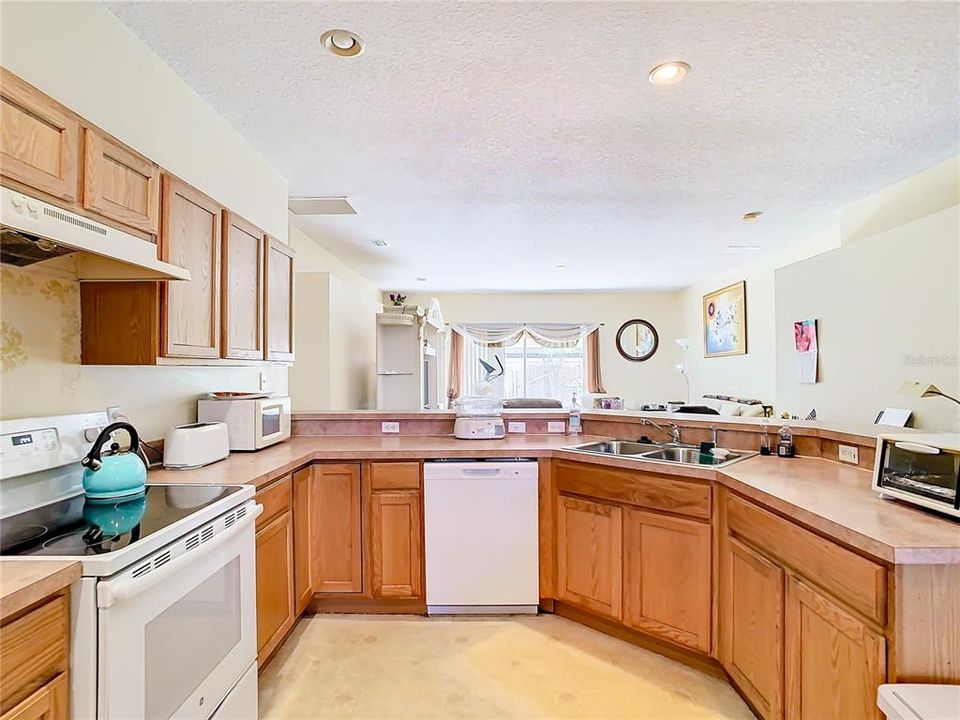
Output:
[
  {"left": 679, "top": 155, "right": 959, "bottom": 430},
  {"left": 289, "top": 222, "right": 380, "bottom": 410},
  {"left": 0, "top": 1, "right": 288, "bottom": 241},
  {"left": 776, "top": 206, "right": 959, "bottom": 431},
  {"left": 396, "top": 291, "right": 686, "bottom": 409},
  {"left": 0, "top": 1, "right": 290, "bottom": 437}
]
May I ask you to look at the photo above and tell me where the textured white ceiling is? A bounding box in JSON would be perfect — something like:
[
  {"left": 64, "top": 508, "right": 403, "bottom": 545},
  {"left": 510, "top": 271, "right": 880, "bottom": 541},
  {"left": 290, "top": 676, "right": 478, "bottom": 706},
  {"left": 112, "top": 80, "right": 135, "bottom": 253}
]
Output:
[{"left": 107, "top": 1, "right": 959, "bottom": 292}]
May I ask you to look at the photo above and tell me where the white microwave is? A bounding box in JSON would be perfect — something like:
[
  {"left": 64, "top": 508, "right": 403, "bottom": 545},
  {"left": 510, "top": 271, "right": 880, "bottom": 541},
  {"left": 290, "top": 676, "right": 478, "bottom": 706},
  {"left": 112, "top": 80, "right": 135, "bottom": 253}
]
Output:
[
  {"left": 873, "top": 432, "right": 960, "bottom": 519},
  {"left": 198, "top": 396, "right": 291, "bottom": 451}
]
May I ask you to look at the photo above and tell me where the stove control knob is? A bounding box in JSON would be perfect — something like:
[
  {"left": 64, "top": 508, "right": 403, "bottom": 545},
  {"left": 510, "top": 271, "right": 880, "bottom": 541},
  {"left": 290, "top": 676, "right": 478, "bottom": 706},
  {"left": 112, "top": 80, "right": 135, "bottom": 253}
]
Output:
[
  {"left": 10, "top": 194, "right": 23, "bottom": 210},
  {"left": 84, "top": 426, "right": 102, "bottom": 443}
]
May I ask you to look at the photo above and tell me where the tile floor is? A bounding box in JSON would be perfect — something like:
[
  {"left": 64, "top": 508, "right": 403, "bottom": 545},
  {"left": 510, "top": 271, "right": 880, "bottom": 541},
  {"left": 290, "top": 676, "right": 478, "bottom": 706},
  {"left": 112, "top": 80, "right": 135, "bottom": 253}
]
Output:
[{"left": 258, "top": 614, "right": 753, "bottom": 719}]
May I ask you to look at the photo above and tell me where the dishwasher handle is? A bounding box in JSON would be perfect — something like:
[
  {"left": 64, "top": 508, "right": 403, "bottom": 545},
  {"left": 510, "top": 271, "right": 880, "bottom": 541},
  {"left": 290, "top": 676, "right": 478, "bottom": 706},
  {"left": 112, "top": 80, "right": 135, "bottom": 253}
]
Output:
[{"left": 459, "top": 467, "right": 502, "bottom": 476}]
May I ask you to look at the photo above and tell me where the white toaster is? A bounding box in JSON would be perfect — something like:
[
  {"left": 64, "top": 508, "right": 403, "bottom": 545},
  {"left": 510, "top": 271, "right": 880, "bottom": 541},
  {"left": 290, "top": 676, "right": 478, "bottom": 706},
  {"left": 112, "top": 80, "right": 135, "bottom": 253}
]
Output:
[{"left": 163, "top": 422, "right": 230, "bottom": 469}]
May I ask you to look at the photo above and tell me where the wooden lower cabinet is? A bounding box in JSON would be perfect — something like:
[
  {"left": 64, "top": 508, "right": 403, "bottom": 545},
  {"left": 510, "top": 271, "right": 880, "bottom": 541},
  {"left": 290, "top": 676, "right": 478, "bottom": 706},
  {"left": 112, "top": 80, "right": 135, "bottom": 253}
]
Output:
[
  {"left": 784, "top": 577, "right": 886, "bottom": 720},
  {"left": 254, "top": 510, "right": 295, "bottom": 666},
  {"left": 293, "top": 467, "right": 313, "bottom": 614},
  {"left": 0, "top": 594, "right": 70, "bottom": 720},
  {"left": 369, "top": 492, "right": 423, "bottom": 598},
  {"left": 311, "top": 464, "right": 363, "bottom": 594},
  {"left": 720, "top": 536, "right": 785, "bottom": 720},
  {"left": 623, "top": 509, "right": 711, "bottom": 652},
  {"left": 556, "top": 495, "right": 622, "bottom": 619},
  {"left": 0, "top": 673, "right": 68, "bottom": 720}
]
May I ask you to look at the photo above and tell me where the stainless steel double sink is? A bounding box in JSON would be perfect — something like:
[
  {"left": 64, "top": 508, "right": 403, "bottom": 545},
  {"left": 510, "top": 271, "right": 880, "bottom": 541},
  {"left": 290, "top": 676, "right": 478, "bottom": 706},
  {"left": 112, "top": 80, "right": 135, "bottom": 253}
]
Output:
[{"left": 565, "top": 439, "right": 755, "bottom": 468}]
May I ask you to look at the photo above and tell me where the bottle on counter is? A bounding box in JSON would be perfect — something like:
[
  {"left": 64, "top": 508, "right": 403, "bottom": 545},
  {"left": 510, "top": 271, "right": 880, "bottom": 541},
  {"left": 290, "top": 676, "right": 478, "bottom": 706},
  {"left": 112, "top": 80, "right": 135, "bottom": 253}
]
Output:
[
  {"left": 777, "top": 424, "right": 795, "bottom": 458},
  {"left": 759, "top": 418, "right": 771, "bottom": 456},
  {"left": 568, "top": 392, "right": 582, "bottom": 436}
]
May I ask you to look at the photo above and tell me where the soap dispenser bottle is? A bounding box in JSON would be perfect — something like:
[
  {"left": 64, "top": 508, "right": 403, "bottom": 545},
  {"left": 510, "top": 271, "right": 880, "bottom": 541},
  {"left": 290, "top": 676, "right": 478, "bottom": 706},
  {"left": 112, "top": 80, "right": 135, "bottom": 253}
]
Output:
[
  {"left": 777, "top": 424, "right": 795, "bottom": 458},
  {"left": 568, "top": 392, "right": 582, "bottom": 436}
]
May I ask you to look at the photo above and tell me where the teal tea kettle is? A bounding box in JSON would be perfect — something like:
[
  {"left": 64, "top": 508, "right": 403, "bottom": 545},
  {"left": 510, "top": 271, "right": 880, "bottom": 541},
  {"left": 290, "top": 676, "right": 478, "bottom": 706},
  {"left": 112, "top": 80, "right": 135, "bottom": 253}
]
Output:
[{"left": 80, "top": 422, "right": 147, "bottom": 500}]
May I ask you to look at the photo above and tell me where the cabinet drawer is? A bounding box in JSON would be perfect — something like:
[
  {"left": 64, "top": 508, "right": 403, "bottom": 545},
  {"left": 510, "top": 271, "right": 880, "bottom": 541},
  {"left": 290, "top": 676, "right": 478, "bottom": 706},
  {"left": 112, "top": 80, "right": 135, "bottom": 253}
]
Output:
[
  {"left": 256, "top": 475, "right": 292, "bottom": 529},
  {"left": 370, "top": 462, "right": 421, "bottom": 491},
  {"left": 0, "top": 595, "right": 69, "bottom": 714},
  {"left": 725, "top": 492, "right": 886, "bottom": 624},
  {"left": 554, "top": 460, "right": 711, "bottom": 519}
]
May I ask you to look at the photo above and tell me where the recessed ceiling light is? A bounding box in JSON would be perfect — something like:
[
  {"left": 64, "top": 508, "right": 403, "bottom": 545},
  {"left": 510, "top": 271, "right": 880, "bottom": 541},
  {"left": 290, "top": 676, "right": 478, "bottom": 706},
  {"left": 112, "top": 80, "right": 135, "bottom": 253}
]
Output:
[
  {"left": 555, "top": 264, "right": 567, "bottom": 269},
  {"left": 320, "top": 29, "right": 364, "bottom": 58},
  {"left": 648, "top": 61, "right": 691, "bottom": 86},
  {"left": 416, "top": 277, "right": 427, "bottom": 282},
  {"left": 741, "top": 211, "right": 763, "bottom": 222},
  {"left": 369, "top": 239, "right": 389, "bottom": 248}
]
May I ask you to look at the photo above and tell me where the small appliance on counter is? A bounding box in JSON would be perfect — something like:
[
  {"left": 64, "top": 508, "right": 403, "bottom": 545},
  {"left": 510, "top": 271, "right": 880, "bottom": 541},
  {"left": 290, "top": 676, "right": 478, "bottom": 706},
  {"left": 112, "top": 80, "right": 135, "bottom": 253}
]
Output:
[
  {"left": 198, "top": 394, "right": 291, "bottom": 451},
  {"left": 164, "top": 421, "right": 230, "bottom": 469},
  {"left": 873, "top": 432, "right": 960, "bottom": 519},
  {"left": 453, "top": 396, "right": 505, "bottom": 440}
]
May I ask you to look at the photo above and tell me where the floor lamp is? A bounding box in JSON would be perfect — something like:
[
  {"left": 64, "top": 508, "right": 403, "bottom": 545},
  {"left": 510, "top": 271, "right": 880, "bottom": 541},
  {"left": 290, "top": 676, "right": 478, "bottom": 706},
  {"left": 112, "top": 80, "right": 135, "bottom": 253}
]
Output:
[{"left": 675, "top": 338, "right": 690, "bottom": 404}]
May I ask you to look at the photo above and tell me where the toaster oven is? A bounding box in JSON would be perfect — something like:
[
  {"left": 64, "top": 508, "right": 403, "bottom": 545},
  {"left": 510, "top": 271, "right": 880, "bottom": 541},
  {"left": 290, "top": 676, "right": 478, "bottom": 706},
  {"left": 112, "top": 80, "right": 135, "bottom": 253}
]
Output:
[{"left": 873, "top": 432, "right": 960, "bottom": 518}]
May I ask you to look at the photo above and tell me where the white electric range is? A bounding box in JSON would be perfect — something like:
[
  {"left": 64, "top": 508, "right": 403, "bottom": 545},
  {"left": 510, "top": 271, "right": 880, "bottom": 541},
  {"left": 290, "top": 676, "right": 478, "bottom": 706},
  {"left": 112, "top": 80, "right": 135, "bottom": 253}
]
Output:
[{"left": 0, "top": 411, "right": 261, "bottom": 720}]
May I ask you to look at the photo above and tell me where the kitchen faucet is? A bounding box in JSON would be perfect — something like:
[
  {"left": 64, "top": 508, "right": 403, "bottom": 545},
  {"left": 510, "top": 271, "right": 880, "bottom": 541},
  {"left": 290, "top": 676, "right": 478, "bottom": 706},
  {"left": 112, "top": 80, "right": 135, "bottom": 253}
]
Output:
[
  {"left": 640, "top": 418, "right": 681, "bottom": 444},
  {"left": 711, "top": 424, "right": 721, "bottom": 445}
]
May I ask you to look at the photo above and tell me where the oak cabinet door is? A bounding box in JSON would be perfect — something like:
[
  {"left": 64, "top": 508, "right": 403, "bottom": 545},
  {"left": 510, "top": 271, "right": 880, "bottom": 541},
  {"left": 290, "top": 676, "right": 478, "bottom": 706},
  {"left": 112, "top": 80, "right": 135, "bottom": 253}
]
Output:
[
  {"left": 556, "top": 495, "right": 622, "bottom": 619},
  {"left": 370, "top": 492, "right": 423, "bottom": 599},
  {"left": 720, "top": 537, "right": 785, "bottom": 720},
  {"left": 623, "top": 509, "right": 711, "bottom": 651},
  {"left": 82, "top": 128, "right": 160, "bottom": 234},
  {"left": 255, "top": 511, "right": 295, "bottom": 665},
  {"left": 221, "top": 211, "right": 264, "bottom": 360},
  {"left": 784, "top": 577, "right": 886, "bottom": 720},
  {"left": 1, "top": 673, "right": 68, "bottom": 720},
  {"left": 310, "top": 464, "right": 362, "bottom": 594},
  {"left": 293, "top": 467, "right": 313, "bottom": 614},
  {"left": 160, "top": 175, "right": 221, "bottom": 358},
  {"left": 0, "top": 68, "right": 80, "bottom": 202},
  {"left": 264, "top": 237, "right": 295, "bottom": 362}
]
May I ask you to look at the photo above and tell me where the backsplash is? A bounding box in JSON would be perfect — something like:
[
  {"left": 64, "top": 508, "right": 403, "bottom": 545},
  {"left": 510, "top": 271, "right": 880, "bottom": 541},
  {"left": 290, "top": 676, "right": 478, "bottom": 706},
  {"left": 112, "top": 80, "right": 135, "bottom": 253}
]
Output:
[{"left": 0, "top": 263, "right": 288, "bottom": 438}]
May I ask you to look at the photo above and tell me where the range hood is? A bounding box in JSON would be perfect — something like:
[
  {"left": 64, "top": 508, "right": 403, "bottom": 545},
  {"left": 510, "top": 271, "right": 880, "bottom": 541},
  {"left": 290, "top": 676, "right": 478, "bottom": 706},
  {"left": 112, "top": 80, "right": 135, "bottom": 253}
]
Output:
[{"left": 0, "top": 186, "right": 190, "bottom": 281}]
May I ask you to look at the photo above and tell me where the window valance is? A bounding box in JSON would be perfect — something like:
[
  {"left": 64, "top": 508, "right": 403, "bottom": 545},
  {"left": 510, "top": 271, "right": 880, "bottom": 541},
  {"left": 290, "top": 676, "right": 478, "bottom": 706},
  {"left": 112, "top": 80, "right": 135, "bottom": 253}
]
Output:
[{"left": 450, "top": 322, "right": 601, "bottom": 349}]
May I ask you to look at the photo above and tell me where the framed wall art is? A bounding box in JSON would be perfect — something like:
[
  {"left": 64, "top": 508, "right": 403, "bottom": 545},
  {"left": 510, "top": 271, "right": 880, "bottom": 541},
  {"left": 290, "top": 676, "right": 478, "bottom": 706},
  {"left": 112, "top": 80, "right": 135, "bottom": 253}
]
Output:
[{"left": 703, "top": 281, "right": 747, "bottom": 357}]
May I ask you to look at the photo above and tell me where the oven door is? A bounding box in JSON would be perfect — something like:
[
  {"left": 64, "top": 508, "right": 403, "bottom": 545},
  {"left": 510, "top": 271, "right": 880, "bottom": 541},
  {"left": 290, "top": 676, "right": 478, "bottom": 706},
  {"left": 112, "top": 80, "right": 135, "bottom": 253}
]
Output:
[{"left": 96, "top": 502, "right": 261, "bottom": 720}]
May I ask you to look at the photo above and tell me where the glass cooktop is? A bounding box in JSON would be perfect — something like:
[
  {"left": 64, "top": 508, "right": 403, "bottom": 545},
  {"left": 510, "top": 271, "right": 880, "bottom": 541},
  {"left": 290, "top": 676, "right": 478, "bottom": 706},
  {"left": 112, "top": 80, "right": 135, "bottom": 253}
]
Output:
[{"left": 0, "top": 485, "right": 242, "bottom": 557}]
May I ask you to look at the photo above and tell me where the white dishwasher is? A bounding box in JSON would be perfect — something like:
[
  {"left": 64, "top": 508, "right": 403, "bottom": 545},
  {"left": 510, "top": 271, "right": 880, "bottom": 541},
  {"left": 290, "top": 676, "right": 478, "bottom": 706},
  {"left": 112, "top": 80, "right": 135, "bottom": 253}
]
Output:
[{"left": 424, "top": 458, "right": 540, "bottom": 614}]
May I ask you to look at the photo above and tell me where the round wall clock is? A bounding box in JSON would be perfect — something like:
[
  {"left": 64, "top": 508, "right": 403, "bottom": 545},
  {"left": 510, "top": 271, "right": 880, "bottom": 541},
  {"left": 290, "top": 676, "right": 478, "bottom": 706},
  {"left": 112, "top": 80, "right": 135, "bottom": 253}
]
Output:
[{"left": 615, "top": 319, "right": 659, "bottom": 362}]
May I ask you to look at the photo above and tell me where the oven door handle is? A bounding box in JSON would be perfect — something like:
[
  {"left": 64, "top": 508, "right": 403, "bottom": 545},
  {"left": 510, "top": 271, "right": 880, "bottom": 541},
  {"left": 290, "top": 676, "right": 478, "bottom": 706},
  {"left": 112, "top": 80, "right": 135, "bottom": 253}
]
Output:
[{"left": 98, "top": 503, "right": 263, "bottom": 608}]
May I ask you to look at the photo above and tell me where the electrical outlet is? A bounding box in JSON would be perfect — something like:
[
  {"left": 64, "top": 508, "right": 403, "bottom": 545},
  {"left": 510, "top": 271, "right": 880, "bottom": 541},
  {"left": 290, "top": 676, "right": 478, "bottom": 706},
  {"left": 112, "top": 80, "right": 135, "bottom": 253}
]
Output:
[
  {"left": 106, "top": 406, "right": 122, "bottom": 422},
  {"left": 381, "top": 421, "right": 400, "bottom": 434},
  {"left": 259, "top": 371, "right": 270, "bottom": 392},
  {"left": 838, "top": 444, "right": 859, "bottom": 464},
  {"left": 547, "top": 421, "right": 566, "bottom": 433},
  {"left": 508, "top": 421, "right": 527, "bottom": 434}
]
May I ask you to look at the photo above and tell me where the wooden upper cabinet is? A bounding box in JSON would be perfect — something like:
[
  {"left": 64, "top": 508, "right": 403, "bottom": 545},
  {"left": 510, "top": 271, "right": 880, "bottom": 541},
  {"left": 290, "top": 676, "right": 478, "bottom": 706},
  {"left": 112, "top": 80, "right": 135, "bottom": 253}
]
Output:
[
  {"left": 221, "top": 211, "right": 265, "bottom": 360},
  {"left": 784, "top": 577, "right": 886, "bottom": 720},
  {"left": 556, "top": 495, "right": 622, "bottom": 620},
  {"left": 160, "top": 175, "right": 221, "bottom": 359},
  {"left": 720, "top": 536, "right": 785, "bottom": 720},
  {"left": 369, "top": 491, "right": 423, "bottom": 599},
  {"left": 623, "top": 509, "right": 711, "bottom": 652},
  {"left": 82, "top": 127, "right": 160, "bottom": 234},
  {"left": 264, "top": 237, "right": 295, "bottom": 362},
  {"left": 0, "top": 68, "right": 80, "bottom": 202},
  {"left": 311, "top": 464, "right": 363, "bottom": 594}
]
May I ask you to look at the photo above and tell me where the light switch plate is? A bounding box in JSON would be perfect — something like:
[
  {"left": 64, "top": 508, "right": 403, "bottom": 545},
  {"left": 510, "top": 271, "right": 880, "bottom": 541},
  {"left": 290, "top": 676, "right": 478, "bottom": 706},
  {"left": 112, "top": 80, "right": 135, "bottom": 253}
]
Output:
[
  {"left": 547, "top": 421, "right": 566, "bottom": 433},
  {"left": 508, "top": 421, "right": 527, "bottom": 434},
  {"left": 838, "top": 444, "right": 859, "bottom": 464},
  {"left": 381, "top": 421, "right": 400, "bottom": 434}
]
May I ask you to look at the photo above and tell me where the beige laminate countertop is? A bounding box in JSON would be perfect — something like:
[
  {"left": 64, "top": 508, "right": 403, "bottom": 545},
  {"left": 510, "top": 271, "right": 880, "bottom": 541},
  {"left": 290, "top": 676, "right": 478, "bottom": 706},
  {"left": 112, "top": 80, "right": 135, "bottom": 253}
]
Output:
[
  {"left": 0, "top": 559, "right": 81, "bottom": 621},
  {"left": 145, "top": 433, "right": 960, "bottom": 566}
]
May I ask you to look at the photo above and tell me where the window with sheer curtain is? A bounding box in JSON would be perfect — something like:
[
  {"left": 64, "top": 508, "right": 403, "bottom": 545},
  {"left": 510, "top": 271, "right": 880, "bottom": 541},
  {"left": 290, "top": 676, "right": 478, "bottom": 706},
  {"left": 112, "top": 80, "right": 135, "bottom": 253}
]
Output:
[{"left": 461, "top": 335, "right": 585, "bottom": 402}]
